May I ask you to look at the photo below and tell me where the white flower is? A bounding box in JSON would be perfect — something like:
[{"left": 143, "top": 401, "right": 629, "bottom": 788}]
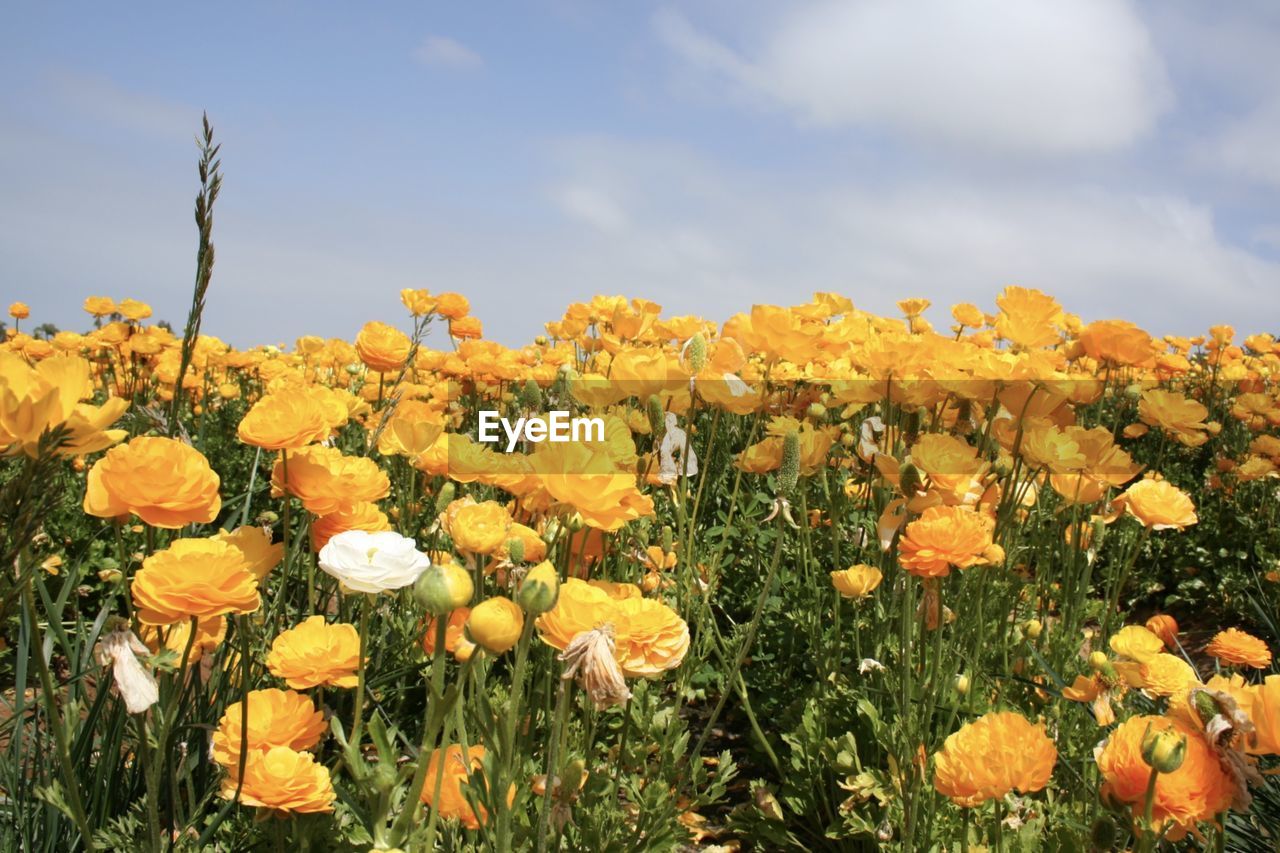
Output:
[
  {"left": 318, "top": 529, "right": 430, "bottom": 594},
  {"left": 858, "top": 658, "right": 885, "bottom": 675},
  {"left": 657, "top": 412, "right": 698, "bottom": 485},
  {"left": 94, "top": 627, "right": 159, "bottom": 714}
]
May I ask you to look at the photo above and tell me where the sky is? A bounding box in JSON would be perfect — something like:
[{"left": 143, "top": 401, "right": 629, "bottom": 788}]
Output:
[{"left": 3, "top": 1, "right": 1280, "bottom": 348}]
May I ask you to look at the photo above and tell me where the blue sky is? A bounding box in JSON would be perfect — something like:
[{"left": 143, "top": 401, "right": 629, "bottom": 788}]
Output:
[{"left": 4, "top": 1, "right": 1280, "bottom": 346}]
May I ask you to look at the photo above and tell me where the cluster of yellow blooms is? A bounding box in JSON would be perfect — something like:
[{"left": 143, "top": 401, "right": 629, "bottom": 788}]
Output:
[{"left": 5, "top": 284, "right": 1280, "bottom": 844}]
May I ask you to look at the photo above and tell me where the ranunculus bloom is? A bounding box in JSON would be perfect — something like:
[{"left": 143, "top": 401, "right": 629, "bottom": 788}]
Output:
[
  {"left": 419, "top": 744, "right": 511, "bottom": 829},
  {"left": 237, "top": 390, "right": 333, "bottom": 450},
  {"left": 1095, "top": 715, "right": 1235, "bottom": 839},
  {"left": 1145, "top": 614, "right": 1180, "bottom": 649},
  {"left": 993, "top": 286, "right": 1062, "bottom": 350},
  {"left": 139, "top": 614, "right": 226, "bottom": 667},
  {"left": 1109, "top": 625, "right": 1164, "bottom": 664},
  {"left": 445, "top": 500, "right": 513, "bottom": 555},
  {"left": 83, "top": 296, "right": 116, "bottom": 316},
  {"left": 221, "top": 746, "right": 336, "bottom": 813},
  {"left": 355, "top": 321, "right": 411, "bottom": 373},
  {"left": 8, "top": 301, "right": 30, "bottom": 320},
  {"left": 211, "top": 525, "right": 283, "bottom": 579},
  {"left": 421, "top": 607, "right": 472, "bottom": 657},
  {"left": 434, "top": 292, "right": 471, "bottom": 320},
  {"left": 1, "top": 352, "right": 129, "bottom": 458},
  {"left": 400, "top": 288, "right": 437, "bottom": 316},
  {"left": 84, "top": 436, "right": 221, "bottom": 528},
  {"left": 933, "top": 711, "right": 1057, "bottom": 806},
  {"left": 1116, "top": 478, "right": 1197, "bottom": 530},
  {"left": 1078, "top": 320, "right": 1157, "bottom": 367},
  {"left": 467, "top": 596, "right": 524, "bottom": 654},
  {"left": 266, "top": 615, "right": 362, "bottom": 688},
  {"left": 1244, "top": 675, "right": 1280, "bottom": 755},
  {"left": 536, "top": 579, "right": 689, "bottom": 678},
  {"left": 1139, "top": 390, "right": 1210, "bottom": 448},
  {"left": 117, "top": 298, "right": 152, "bottom": 321},
  {"left": 1206, "top": 628, "right": 1273, "bottom": 669},
  {"left": 897, "top": 506, "right": 999, "bottom": 578},
  {"left": 830, "top": 564, "right": 884, "bottom": 599},
  {"left": 211, "top": 688, "right": 327, "bottom": 768},
  {"left": 310, "top": 501, "right": 391, "bottom": 551},
  {"left": 131, "top": 538, "right": 260, "bottom": 625},
  {"left": 271, "top": 444, "right": 390, "bottom": 516},
  {"left": 318, "top": 529, "right": 430, "bottom": 594}
]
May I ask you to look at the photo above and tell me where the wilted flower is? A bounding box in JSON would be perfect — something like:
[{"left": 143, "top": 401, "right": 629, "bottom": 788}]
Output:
[{"left": 94, "top": 624, "right": 159, "bottom": 714}]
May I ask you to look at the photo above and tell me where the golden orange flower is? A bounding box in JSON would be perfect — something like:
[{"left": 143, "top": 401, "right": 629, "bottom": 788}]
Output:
[
  {"left": 265, "top": 616, "right": 362, "bottom": 689},
  {"left": 1115, "top": 478, "right": 1197, "bottom": 530},
  {"left": 1145, "top": 614, "right": 1179, "bottom": 649},
  {"left": 1109, "top": 625, "right": 1164, "bottom": 664},
  {"left": 445, "top": 500, "right": 513, "bottom": 555},
  {"left": 434, "top": 292, "right": 471, "bottom": 320},
  {"left": 610, "top": 595, "right": 690, "bottom": 677},
  {"left": 830, "top": 564, "right": 883, "bottom": 599},
  {"left": 83, "top": 296, "right": 116, "bottom": 317},
  {"left": 310, "top": 501, "right": 390, "bottom": 551},
  {"left": 1, "top": 352, "right": 128, "bottom": 458},
  {"left": 1078, "top": 320, "right": 1157, "bottom": 367},
  {"left": 467, "top": 596, "right": 524, "bottom": 654},
  {"left": 1244, "top": 675, "right": 1280, "bottom": 755},
  {"left": 897, "top": 506, "right": 999, "bottom": 578},
  {"left": 1139, "top": 389, "right": 1210, "bottom": 448},
  {"left": 421, "top": 607, "right": 472, "bottom": 656},
  {"left": 994, "top": 286, "right": 1062, "bottom": 350},
  {"left": 933, "top": 711, "right": 1057, "bottom": 806},
  {"left": 271, "top": 444, "right": 390, "bottom": 515},
  {"left": 1206, "top": 628, "right": 1272, "bottom": 669},
  {"left": 355, "top": 321, "right": 411, "bottom": 373},
  {"left": 220, "top": 746, "right": 336, "bottom": 813},
  {"left": 139, "top": 614, "right": 226, "bottom": 667},
  {"left": 237, "top": 390, "right": 333, "bottom": 450},
  {"left": 1096, "top": 715, "right": 1235, "bottom": 839},
  {"left": 400, "top": 288, "right": 437, "bottom": 316},
  {"left": 211, "top": 688, "right": 327, "bottom": 768},
  {"left": 84, "top": 436, "right": 221, "bottom": 528},
  {"left": 117, "top": 298, "right": 152, "bottom": 321},
  {"left": 131, "top": 538, "right": 260, "bottom": 625},
  {"left": 211, "top": 525, "right": 283, "bottom": 579},
  {"left": 419, "top": 744, "right": 510, "bottom": 829}
]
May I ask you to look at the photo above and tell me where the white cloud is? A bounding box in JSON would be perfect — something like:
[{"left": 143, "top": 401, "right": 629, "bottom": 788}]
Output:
[
  {"left": 47, "top": 69, "right": 195, "bottom": 139},
  {"left": 413, "top": 35, "right": 484, "bottom": 70},
  {"left": 551, "top": 185, "right": 630, "bottom": 232},
  {"left": 1206, "top": 98, "right": 1280, "bottom": 188},
  {"left": 656, "top": 0, "right": 1172, "bottom": 156}
]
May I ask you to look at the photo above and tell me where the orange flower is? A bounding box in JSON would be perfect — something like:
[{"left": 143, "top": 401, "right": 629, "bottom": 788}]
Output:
[
  {"left": 445, "top": 500, "right": 513, "bottom": 555},
  {"left": 610, "top": 595, "right": 689, "bottom": 677},
  {"left": 400, "top": 288, "right": 437, "bottom": 316},
  {"left": 265, "top": 616, "right": 362, "bottom": 689},
  {"left": 897, "top": 506, "right": 999, "bottom": 578},
  {"left": 271, "top": 444, "right": 390, "bottom": 515},
  {"left": 139, "top": 614, "right": 226, "bottom": 667},
  {"left": 211, "top": 525, "right": 283, "bottom": 579},
  {"left": 83, "top": 296, "right": 116, "bottom": 317},
  {"left": 1096, "top": 715, "right": 1235, "bottom": 839},
  {"left": 933, "top": 711, "right": 1057, "bottom": 806},
  {"left": 421, "top": 607, "right": 472, "bottom": 657},
  {"left": 237, "top": 390, "right": 333, "bottom": 450},
  {"left": 1115, "top": 478, "right": 1197, "bottom": 530},
  {"left": 1078, "top": 320, "right": 1157, "bottom": 367},
  {"left": 1206, "top": 628, "right": 1272, "bottom": 669},
  {"left": 310, "top": 501, "right": 390, "bottom": 551},
  {"left": 1139, "top": 390, "right": 1209, "bottom": 448},
  {"left": 1, "top": 352, "right": 128, "bottom": 458},
  {"left": 84, "top": 436, "right": 221, "bottom": 528},
  {"left": 830, "top": 564, "right": 883, "bottom": 599},
  {"left": 1145, "top": 614, "right": 1179, "bottom": 649},
  {"left": 211, "top": 688, "right": 327, "bottom": 768},
  {"left": 9, "top": 301, "right": 30, "bottom": 320},
  {"left": 131, "top": 538, "right": 260, "bottom": 625},
  {"left": 435, "top": 292, "right": 471, "bottom": 320},
  {"left": 355, "top": 321, "right": 411, "bottom": 373},
  {"left": 994, "top": 286, "right": 1062, "bottom": 350},
  {"left": 220, "top": 746, "right": 336, "bottom": 813},
  {"left": 419, "top": 744, "right": 510, "bottom": 829}
]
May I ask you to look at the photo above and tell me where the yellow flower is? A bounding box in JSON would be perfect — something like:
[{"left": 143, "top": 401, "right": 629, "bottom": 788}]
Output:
[
  {"left": 8, "top": 302, "right": 30, "bottom": 320},
  {"left": 830, "top": 564, "right": 883, "bottom": 599},
  {"left": 117, "top": 298, "right": 152, "bottom": 321},
  {"left": 265, "top": 616, "right": 362, "bottom": 689},
  {"left": 132, "top": 538, "right": 260, "bottom": 625},
  {"left": 1096, "top": 715, "right": 1235, "bottom": 840},
  {"left": 1109, "top": 625, "right": 1164, "bottom": 664},
  {"left": 83, "top": 296, "right": 116, "bottom": 317},
  {"left": 610, "top": 595, "right": 690, "bottom": 677},
  {"left": 897, "top": 506, "right": 998, "bottom": 578},
  {"left": 139, "top": 614, "right": 226, "bottom": 667},
  {"left": 271, "top": 444, "right": 390, "bottom": 515},
  {"left": 467, "top": 597, "right": 525, "bottom": 654},
  {"left": 445, "top": 500, "right": 513, "bottom": 555},
  {"left": 1206, "top": 628, "right": 1272, "bottom": 669},
  {"left": 1116, "top": 478, "right": 1197, "bottom": 530},
  {"left": 220, "top": 746, "right": 336, "bottom": 813},
  {"left": 400, "top": 288, "right": 437, "bottom": 316},
  {"left": 933, "top": 711, "right": 1057, "bottom": 806},
  {"left": 435, "top": 292, "right": 471, "bottom": 320},
  {"left": 211, "top": 525, "right": 283, "bottom": 579},
  {"left": 355, "top": 321, "right": 411, "bottom": 373},
  {"left": 994, "top": 286, "right": 1062, "bottom": 350},
  {"left": 237, "top": 390, "right": 333, "bottom": 450},
  {"left": 211, "top": 688, "right": 327, "bottom": 768},
  {"left": 1139, "top": 390, "right": 1210, "bottom": 447},
  {"left": 84, "top": 436, "right": 221, "bottom": 528},
  {"left": 0, "top": 352, "right": 128, "bottom": 458}
]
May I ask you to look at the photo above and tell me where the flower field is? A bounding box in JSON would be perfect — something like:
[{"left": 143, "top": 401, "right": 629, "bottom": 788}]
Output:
[{"left": 6, "top": 276, "right": 1280, "bottom": 852}]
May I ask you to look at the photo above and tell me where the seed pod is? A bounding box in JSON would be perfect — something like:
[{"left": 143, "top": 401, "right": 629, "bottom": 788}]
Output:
[
  {"left": 520, "top": 378, "right": 543, "bottom": 412},
  {"left": 434, "top": 482, "right": 456, "bottom": 514},
  {"left": 779, "top": 431, "right": 801, "bottom": 497},
  {"left": 506, "top": 536, "right": 525, "bottom": 566},
  {"left": 647, "top": 395, "right": 666, "bottom": 443},
  {"left": 661, "top": 525, "right": 673, "bottom": 554},
  {"left": 686, "top": 333, "right": 707, "bottom": 373}
]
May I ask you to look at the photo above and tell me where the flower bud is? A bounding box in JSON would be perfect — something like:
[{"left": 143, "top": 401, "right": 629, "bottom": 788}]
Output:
[
  {"left": 806, "top": 402, "right": 827, "bottom": 419},
  {"left": 413, "top": 562, "right": 474, "bottom": 616},
  {"left": 1088, "top": 651, "right": 1109, "bottom": 672},
  {"left": 1090, "top": 816, "right": 1117, "bottom": 851},
  {"left": 371, "top": 763, "right": 398, "bottom": 793},
  {"left": 519, "top": 378, "right": 543, "bottom": 412},
  {"left": 434, "top": 482, "right": 456, "bottom": 515},
  {"left": 517, "top": 560, "right": 560, "bottom": 615},
  {"left": 506, "top": 536, "right": 525, "bottom": 566},
  {"left": 1141, "top": 727, "right": 1187, "bottom": 774},
  {"left": 661, "top": 525, "right": 673, "bottom": 554},
  {"left": 954, "top": 673, "right": 970, "bottom": 695},
  {"left": 566, "top": 512, "right": 585, "bottom": 532},
  {"left": 647, "top": 395, "right": 666, "bottom": 443},
  {"left": 1024, "top": 619, "right": 1043, "bottom": 640},
  {"left": 467, "top": 596, "right": 524, "bottom": 654}
]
